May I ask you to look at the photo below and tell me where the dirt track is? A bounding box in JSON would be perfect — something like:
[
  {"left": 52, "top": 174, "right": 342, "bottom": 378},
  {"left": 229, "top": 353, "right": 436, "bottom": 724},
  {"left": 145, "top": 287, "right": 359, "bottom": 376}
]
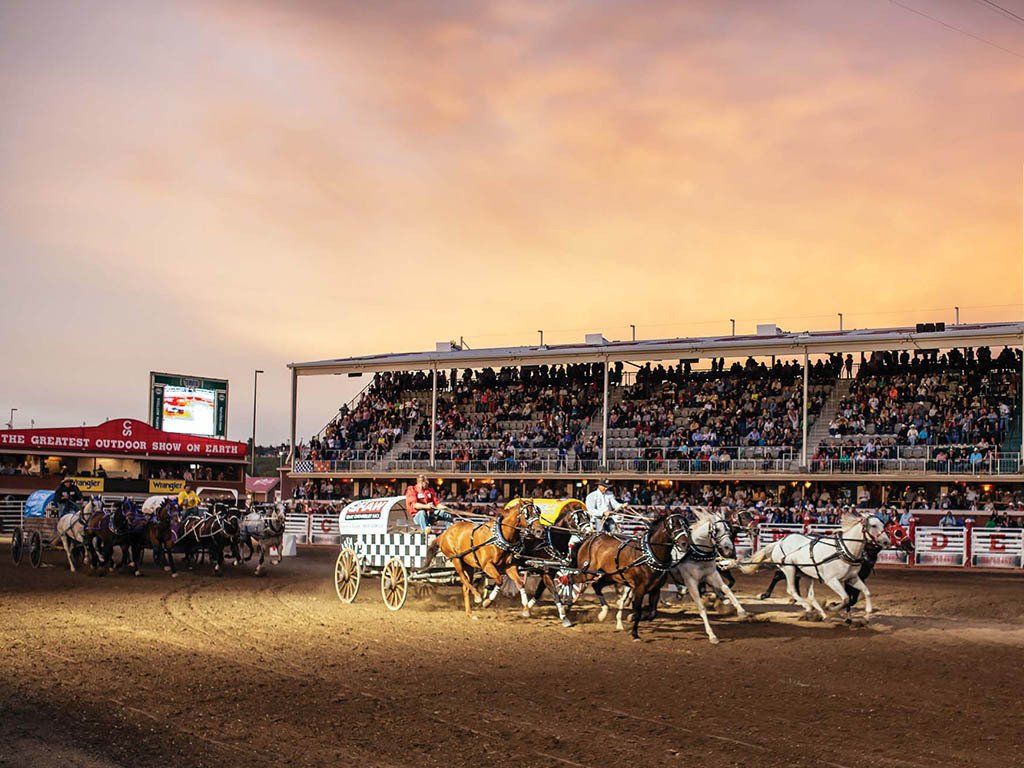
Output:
[{"left": 2, "top": 545, "right": 1023, "bottom": 768}]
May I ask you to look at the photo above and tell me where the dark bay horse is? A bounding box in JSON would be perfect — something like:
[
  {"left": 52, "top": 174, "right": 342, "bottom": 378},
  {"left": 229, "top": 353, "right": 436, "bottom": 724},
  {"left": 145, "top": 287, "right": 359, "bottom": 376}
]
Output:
[
  {"left": 564, "top": 513, "right": 689, "bottom": 640},
  {"left": 170, "top": 505, "right": 242, "bottom": 576},
  {"left": 127, "top": 498, "right": 181, "bottom": 576},
  {"left": 82, "top": 498, "right": 133, "bottom": 573}
]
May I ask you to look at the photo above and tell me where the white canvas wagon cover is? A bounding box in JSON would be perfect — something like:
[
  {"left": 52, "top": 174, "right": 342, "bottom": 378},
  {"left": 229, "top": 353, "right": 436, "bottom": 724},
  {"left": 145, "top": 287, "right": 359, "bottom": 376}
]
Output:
[{"left": 337, "top": 496, "right": 410, "bottom": 535}]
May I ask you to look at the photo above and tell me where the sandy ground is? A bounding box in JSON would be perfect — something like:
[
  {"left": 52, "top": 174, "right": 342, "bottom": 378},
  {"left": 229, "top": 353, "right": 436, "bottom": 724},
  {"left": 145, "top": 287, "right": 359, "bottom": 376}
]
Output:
[{"left": 2, "top": 544, "right": 1023, "bottom": 768}]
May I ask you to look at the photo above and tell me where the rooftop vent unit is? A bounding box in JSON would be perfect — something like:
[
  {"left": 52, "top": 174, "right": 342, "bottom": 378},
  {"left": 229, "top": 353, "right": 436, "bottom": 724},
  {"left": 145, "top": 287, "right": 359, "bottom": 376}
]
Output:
[
  {"left": 435, "top": 341, "right": 458, "bottom": 352},
  {"left": 756, "top": 324, "right": 782, "bottom": 336},
  {"left": 585, "top": 333, "right": 608, "bottom": 345}
]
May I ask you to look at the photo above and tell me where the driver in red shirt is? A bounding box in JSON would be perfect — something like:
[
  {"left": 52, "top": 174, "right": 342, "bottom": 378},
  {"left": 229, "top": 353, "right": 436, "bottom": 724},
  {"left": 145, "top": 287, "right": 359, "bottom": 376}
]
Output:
[{"left": 407, "top": 474, "right": 449, "bottom": 534}]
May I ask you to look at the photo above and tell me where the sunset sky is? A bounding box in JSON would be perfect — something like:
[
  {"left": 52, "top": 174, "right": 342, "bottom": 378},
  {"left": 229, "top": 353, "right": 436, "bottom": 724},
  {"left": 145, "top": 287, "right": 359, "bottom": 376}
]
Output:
[{"left": 1, "top": 1, "right": 1022, "bottom": 443}]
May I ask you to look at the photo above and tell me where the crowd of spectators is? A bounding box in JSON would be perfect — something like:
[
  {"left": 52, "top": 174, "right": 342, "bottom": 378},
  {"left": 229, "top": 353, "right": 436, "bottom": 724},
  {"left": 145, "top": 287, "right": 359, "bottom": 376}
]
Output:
[
  {"left": 814, "top": 346, "right": 1020, "bottom": 469},
  {"left": 610, "top": 357, "right": 829, "bottom": 459}
]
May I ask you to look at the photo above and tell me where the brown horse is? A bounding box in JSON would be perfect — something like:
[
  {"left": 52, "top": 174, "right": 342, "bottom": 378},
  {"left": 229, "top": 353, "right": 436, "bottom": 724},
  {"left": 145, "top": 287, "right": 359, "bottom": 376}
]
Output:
[
  {"left": 433, "top": 499, "right": 537, "bottom": 617},
  {"left": 564, "top": 513, "right": 689, "bottom": 641}
]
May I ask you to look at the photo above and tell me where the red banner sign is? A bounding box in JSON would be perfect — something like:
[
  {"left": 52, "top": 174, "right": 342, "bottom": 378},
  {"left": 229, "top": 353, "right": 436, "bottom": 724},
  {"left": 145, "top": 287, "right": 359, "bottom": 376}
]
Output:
[{"left": 0, "top": 419, "right": 247, "bottom": 460}]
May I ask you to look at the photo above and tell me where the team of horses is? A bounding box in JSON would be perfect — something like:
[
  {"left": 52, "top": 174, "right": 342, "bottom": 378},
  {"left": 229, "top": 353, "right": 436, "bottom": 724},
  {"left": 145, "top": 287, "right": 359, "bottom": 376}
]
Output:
[
  {"left": 53, "top": 496, "right": 286, "bottom": 578},
  {"left": 429, "top": 500, "right": 915, "bottom": 642}
]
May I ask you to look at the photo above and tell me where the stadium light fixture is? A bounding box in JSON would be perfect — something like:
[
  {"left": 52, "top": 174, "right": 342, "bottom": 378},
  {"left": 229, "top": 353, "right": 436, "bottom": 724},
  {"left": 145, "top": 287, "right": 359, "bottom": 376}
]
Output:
[
  {"left": 955, "top": 306, "right": 960, "bottom": 325},
  {"left": 538, "top": 330, "right": 544, "bottom": 347},
  {"left": 730, "top": 319, "right": 735, "bottom": 336},
  {"left": 6, "top": 408, "right": 16, "bottom": 429},
  {"left": 838, "top": 313, "right": 844, "bottom": 331},
  {"left": 630, "top": 324, "right": 636, "bottom": 342}
]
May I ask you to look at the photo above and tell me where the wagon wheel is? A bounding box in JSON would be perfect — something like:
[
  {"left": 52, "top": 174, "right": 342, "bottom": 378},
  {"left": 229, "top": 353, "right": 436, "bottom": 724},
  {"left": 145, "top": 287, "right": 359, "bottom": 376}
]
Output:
[
  {"left": 29, "top": 531, "right": 43, "bottom": 568},
  {"left": 11, "top": 527, "right": 24, "bottom": 565},
  {"left": 334, "top": 547, "right": 361, "bottom": 604},
  {"left": 380, "top": 558, "right": 408, "bottom": 611}
]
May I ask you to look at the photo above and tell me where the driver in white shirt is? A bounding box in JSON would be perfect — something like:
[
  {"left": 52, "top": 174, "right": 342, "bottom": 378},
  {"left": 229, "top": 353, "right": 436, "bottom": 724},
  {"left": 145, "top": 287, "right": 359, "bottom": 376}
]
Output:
[{"left": 585, "top": 478, "right": 623, "bottom": 533}]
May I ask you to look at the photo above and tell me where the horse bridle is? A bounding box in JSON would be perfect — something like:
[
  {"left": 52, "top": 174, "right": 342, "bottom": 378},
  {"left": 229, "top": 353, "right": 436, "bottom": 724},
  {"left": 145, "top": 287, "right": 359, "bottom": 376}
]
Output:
[
  {"left": 639, "top": 514, "right": 689, "bottom": 571},
  {"left": 687, "top": 516, "right": 733, "bottom": 562}
]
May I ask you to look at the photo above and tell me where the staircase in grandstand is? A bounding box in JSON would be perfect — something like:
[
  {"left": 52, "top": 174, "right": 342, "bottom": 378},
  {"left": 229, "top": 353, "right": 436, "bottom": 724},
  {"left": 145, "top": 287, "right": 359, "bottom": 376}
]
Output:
[{"left": 805, "top": 377, "right": 849, "bottom": 453}]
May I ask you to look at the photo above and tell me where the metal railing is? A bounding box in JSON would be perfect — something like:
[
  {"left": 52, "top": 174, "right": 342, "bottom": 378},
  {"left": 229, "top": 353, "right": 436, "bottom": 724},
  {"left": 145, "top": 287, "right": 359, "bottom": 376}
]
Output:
[{"left": 291, "top": 454, "right": 1023, "bottom": 475}]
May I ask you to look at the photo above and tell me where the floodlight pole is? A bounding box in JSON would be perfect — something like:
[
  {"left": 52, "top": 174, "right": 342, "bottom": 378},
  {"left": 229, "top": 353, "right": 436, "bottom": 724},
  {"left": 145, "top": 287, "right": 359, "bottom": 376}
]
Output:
[
  {"left": 251, "top": 369, "right": 263, "bottom": 477},
  {"left": 838, "top": 313, "right": 844, "bottom": 332},
  {"left": 6, "top": 408, "right": 15, "bottom": 430},
  {"left": 954, "top": 306, "right": 960, "bottom": 325},
  {"left": 801, "top": 348, "right": 809, "bottom": 468},
  {"left": 430, "top": 364, "right": 438, "bottom": 468},
  {"left": 630, "top": 324, "right": 636, "bottom": 342},
  {"left": 730, "top": 319, "right": 735, "bottom": 336}
]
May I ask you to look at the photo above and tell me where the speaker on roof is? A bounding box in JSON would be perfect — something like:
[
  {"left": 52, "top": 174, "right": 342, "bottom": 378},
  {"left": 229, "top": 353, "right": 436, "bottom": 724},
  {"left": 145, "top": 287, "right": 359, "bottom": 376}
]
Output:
[
  {"left": 915, "top": 323, "right": 926, "bottom": 333},
  {"left": 935, "top": 322, "right": 945, "bottom": 332}
]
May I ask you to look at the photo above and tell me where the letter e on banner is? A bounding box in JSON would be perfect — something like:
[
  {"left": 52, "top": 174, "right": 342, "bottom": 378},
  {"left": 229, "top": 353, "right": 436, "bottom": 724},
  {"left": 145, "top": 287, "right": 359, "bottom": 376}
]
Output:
[{"left": 991, "top": 535, "right": 1005, "bottom": 553}]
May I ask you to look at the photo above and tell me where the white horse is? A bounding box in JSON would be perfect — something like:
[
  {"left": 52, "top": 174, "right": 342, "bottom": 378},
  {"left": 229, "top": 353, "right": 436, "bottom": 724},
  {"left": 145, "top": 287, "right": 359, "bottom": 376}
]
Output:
[
  {"left": 737, "top": 513, "right": 889, "bottom": 622},
  {"left": 667, "top": 509, "right": 750, "bottom": 644},
  {"left": 54, "top": 497, "right": 103, "bottom": 572},
  {"left": 240, "top": 505, "right": 286, "bottom": 576}
]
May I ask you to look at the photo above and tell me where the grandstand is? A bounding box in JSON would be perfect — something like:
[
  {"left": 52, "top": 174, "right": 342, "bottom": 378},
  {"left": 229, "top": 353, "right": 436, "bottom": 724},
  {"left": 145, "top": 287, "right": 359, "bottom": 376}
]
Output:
[{"left": 282, "top": 321, "right": 1024, "bottom": 502}]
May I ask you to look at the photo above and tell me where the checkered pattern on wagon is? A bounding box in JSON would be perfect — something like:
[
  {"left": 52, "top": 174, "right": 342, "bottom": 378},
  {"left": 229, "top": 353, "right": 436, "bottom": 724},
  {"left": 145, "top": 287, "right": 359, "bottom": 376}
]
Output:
[{"left": 348, "top": 533, "right": 430, "bottom": 569}]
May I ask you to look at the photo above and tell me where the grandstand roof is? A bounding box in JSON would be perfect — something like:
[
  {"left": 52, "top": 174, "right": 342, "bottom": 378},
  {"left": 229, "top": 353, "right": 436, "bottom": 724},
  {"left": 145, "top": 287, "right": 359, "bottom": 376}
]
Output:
[{"left": 289, "top": 320, "right": 1024, "bottom": 376}]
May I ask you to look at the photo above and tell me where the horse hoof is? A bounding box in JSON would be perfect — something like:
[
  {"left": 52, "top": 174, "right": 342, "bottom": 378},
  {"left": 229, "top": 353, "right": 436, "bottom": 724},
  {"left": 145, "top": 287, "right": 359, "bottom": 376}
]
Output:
[
  {"left": 520, "top": 609, "right": 531, "bottom": 618},
  {"left": 527, "top": 598, "right": 536, "bottom": 609},
  {"left": 631, "top": 636, "right": 642, "bottom": 643},
  {"left": 134, "top": 571, "right": 142, "bottom": 577},
  {"left": 473, "top": 595, "right": 482, "bottom": 605},
  {"left": 709, "top": 636, "right": 720, "bottom": 645},
  {"left": 597, "top": 606, "right": 609, "bottom": 622},
  {"left": 561, "top": 619, "right": 573, "bottom": 628},
  {"left": 759, "top": 592, "right": 771, "bottom": 600},
  {"left": 481, "top": 599, "right": 492, "bottom": 609},
  {"left": 471, "top": 614, "right": 479, "bottom": 621},
  {"left": 171, "top": 573, "right": 178, "bottom": 579}
]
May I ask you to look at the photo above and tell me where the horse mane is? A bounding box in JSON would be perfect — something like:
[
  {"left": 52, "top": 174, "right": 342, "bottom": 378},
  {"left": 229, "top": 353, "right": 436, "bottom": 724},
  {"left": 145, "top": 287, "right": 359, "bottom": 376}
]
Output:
[{"left": 840, "top": 511, "right": 864, "bottom": 530}]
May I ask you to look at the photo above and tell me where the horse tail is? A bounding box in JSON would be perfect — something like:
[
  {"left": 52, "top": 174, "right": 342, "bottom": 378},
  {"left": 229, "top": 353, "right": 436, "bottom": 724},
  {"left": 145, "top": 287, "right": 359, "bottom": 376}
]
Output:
[{"left": 735, "top": 542, "right": 776, "bottom": 575}]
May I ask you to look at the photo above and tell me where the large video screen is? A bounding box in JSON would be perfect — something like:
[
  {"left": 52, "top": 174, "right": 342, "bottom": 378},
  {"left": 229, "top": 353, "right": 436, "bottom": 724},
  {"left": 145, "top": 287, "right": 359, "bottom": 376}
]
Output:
[{"left": 150, "top": 373, "right": 229, "bottom": 437}]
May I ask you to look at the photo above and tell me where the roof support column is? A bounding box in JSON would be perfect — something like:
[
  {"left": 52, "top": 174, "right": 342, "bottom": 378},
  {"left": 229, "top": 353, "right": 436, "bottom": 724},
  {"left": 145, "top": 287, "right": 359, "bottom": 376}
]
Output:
[
  {"left": 1020, "top": 334, "right": 1023, "bottom": 466},
  {"left": 602, "top": 357, "right": 610, "bottom": 470},
  {"left": 430, "top": 364, "right": 438, "bottom": 469},
  {"left": 801, "top": 347, "right": 809, "bottom": 468},
  {"left": 288, "top": 367, "right": 298, "bottom": 466}
]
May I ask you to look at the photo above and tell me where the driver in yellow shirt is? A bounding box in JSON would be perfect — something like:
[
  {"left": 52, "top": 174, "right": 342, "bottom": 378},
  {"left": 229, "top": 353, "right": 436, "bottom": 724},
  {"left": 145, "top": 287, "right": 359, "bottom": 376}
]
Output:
[{"left": 177, "top": 488, "right": 201, "bottom": 516}]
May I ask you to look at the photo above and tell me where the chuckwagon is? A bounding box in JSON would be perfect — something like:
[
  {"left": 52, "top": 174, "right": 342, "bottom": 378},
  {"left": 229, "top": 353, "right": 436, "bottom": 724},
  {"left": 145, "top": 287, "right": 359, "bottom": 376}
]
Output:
[
  {"left": 333, "top": 496, "right": 480, "bottom": 611},
  {"left": 9, "top": 490, "right": 84, "bottom": 569}
]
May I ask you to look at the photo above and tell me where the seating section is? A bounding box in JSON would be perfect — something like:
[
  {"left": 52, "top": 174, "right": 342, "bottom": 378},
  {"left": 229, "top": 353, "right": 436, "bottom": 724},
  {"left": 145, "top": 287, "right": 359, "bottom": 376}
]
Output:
[
  {"left": 297, "top": 347, "right": 1021, "bottom": 474},
  {"left": 814, "top": 347, "right": 1020, "bottom": 466}
]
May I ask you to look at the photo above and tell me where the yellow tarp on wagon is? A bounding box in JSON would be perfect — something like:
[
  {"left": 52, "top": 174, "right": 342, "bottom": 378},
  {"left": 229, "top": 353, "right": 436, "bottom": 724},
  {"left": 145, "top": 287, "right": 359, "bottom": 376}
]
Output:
[{"left": 504, "top": 498, "right": 586, "bottom": 526}]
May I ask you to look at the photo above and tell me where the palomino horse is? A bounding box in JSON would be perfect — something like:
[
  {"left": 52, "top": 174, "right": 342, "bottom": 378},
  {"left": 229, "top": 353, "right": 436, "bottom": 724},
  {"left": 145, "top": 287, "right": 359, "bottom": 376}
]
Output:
[
  {"left": 668, "top": 509, "right": 750, "bottom": 644},
  {"left": 566, "top": 513, "right": 689, "bottom": 640},
  {"left": 240, "top": 504, "right": 286, "bottom": 576},
  {"left": 432, "top": 499, "right": 537, "bottom": 617},
  {"left": 737, "top": 512, "right": 890, "bottom": 622},
  {"left": 54, "top": 498, "right": 99, "bottom": 572}
]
